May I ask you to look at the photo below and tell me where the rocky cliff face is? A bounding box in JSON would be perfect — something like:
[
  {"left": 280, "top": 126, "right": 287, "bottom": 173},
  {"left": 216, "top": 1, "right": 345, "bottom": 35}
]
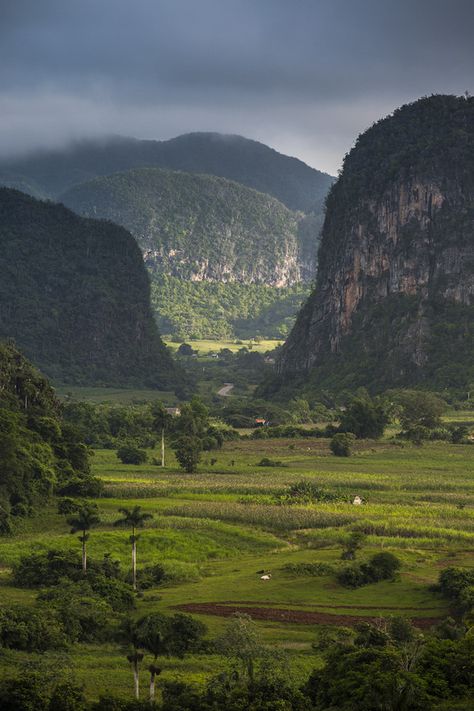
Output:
[{"left": 278, "top": 95, "right": 474, "bottom": 391}]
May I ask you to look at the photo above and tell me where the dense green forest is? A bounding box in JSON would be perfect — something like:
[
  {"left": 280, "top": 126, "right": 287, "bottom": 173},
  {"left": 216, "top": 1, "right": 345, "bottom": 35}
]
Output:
[
  {"left": 60, "top": 167, "right": 318, "bottom": 338},
  {"left": 152, "top": 278, "right": 311, "bottom": 339},
  {"left": 60, "top": 167, "right": 314, "bottom": 284},
  {"left": 0, "top": 189, "right": 178, "bottom": 388},
  {"left": 0, "top": 342, "right": 100, "bottom": 526},
  {"left": 0, "top": 132, "right": 334, "bottom": 212}
]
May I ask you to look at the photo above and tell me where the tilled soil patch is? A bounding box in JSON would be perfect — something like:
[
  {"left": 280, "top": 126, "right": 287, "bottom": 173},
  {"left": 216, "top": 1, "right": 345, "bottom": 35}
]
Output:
[{"left": 174, "top": 602, "right": 441, "bottom": 629}]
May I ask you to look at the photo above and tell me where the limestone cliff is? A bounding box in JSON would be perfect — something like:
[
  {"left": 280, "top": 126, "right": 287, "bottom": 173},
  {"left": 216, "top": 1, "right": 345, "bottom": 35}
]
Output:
[
  {"left": 60, "top": 167, "right": 314, "bottom": 286},
  {"left": 277, "top": 95, "right": 474, "bottom": 391}
]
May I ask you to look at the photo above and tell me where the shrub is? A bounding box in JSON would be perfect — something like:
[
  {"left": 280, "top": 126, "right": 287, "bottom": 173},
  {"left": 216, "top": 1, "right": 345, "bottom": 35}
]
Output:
[
  {"left": 58, "top": 475, "right": 104, "bottom": 497},
  {"left": 438, "top": 567, "right": 474, "bottom": 615},
  {"left": 337, "top": 552, "right": 401, "bottom": 588},
  {"left": 130, "top": 563, "right": 166, "bottom": 589},
  {"left": 116, "top": 445, "right": 147, "bottom": 465},
  {"left": 330, "top": 432, "right": 355, "bottom": 456},
  {"left": 450, "top": 425, "right": 469, "bottom": 444},
  {"left": 37, "top": 581, "right": 113, "bottom": 642},
  {"left": 282, "top": 562, "right": 334, "bottom": 576},
  {"left": 172, "top": 435, "right": 202, "bottom": 473},
  {"left": 0, "top": 606, "right": 68, "bottom": 651},
  {"left": 340, "top": 531, "right": 366, "bottom": 560},
  {"left": 256, "top": 457, "right": 284, "bottom": 467},
  {"left": 338, "top": 397, "right": 389, "bottom": 439},
  {"left": 286, "top": 480, "right": 343, "bottom": 503},
  {"left": 57, "top": 497, "right": 82, "bottom": 515}
]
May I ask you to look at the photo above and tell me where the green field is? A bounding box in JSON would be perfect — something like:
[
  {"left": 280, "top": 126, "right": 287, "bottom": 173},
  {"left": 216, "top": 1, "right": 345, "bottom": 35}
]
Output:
[
  {"left": 53, "top": 386, "right": 178, "bottom": 405},
  {"left": 1, "top": 434, "right": 473, "bottom": 701},
  {"left": 165, "top": 338, "right": 281, "bottom": 354}
]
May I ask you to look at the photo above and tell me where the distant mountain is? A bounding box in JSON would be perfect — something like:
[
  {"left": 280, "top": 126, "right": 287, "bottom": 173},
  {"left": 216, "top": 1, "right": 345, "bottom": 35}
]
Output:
[
  {"left": 0, "top": 132, "right": 334, "bottom": 213},
  {"left": 60, "top": 167, "right": 317, "bottom": 339},
  {"left": 60, "top": 167, "right": 316, "bottom": 285},
  {"left": 0, "top": 188, "right": 178, "bottom": 388},
  {"left": 272, "top": 95, "right": 474, "bottom": 395}
]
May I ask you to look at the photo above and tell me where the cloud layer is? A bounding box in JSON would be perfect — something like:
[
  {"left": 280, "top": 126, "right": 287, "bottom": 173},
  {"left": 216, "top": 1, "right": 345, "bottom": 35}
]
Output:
[{"left": 1, "top": 0, "right": 472, "bottom": 173}]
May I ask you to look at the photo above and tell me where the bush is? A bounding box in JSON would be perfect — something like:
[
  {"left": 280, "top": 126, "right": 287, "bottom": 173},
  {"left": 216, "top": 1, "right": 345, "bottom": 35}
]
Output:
[
  {"left": 330, "top": 432, "right": 355, "bottom": 456},
  {"left": 38, "top": 581, "right": 113, "bottom": 642},
  {"left": 337, "top": 552, "right": 401, "bottom": 588},
  {"left": 172, "top": 435, "right": 202, "bottom": 473},
  {"left": 282, "top": 562, "right": 334, "bottom": 576},
  {"left": 285, "top": 480, "right": 343, "bottom": 503},
  {"left": 339, "top": 397, "right": 389, "bottom": 439},
  {"left": 116, "top": 445, "right": 147, "bottom": 465},
  {"left": 437, "top": 567, "right": 474, "bottom": 615},
  {"left": 365, "top": 552, "right": 401, "bottom": 580},
  {"left": 0, "top": 606, "right": 68, "bottom": 651},
  {"left": 57, "top": 475, "right": 104, "bottom": 497},
  {"left": 129, "top": 563, "right": 166, "bottom": 589},
  {"left": 450, "top": 425, "right": 469, "bottom": 444},
  {"left": 256, "top": 457, "right": 284, "bottom": 467},
  {"left": 57, "top": 497, "right": 82, "bottom": 515}
]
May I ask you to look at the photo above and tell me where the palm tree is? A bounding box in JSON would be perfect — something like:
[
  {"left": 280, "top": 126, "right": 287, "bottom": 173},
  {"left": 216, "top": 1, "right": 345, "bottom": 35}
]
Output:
[
  {"left": 134, "top": 613, "right": 168, "bottom": 701},
  {"left": 151, "top": 403, "right": 172, "bottom": 467},
  {"left": 127, "top": 649, "right": 144, "bottom": 701},
  {"left": 114, "top": 505, "right": 153, "bottom": 590},
  {"left": 67, "top": 504, "right": 101, "bottom": 573}
]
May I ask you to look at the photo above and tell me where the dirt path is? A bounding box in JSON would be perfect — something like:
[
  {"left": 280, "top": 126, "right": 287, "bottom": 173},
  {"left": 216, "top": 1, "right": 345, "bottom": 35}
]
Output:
[
  {"left": 217, "top": 382, "right": 234, "bottom": 397},
  {"left": 174, "top": 602, "right": 441, "bottom": 629}
]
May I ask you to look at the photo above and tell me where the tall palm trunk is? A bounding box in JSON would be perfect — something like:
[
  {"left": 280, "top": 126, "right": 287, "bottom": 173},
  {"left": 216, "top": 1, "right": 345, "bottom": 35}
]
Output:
[
  {"left": 161, "top": 427, "right": 165, "bottom": 467},
  {"left": 149, "top": 665, "right": 158, "bottom": 701},
  {"left": 132, "top": 527, "right": 137, "bottom": 591},
  {"left": 81, "top": 532, "right": 87, "bottom": 573},
  {"left": 133, "top": 660, "right": 139, "bottom": 700},
  {"left": 127, "top": 652, "right": 143, "bottom": 700}
]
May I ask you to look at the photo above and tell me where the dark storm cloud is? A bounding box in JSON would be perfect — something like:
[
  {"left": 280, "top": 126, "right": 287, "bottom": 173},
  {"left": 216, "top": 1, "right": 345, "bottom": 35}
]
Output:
[{"left": 0, "top": 0, "right": 473, "bottom": 172}]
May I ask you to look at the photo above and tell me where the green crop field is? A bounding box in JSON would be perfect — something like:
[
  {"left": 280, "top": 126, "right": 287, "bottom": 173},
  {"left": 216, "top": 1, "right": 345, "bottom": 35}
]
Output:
[
  {"left": 53, "top": 386, "right": 178, "bottom": 405},
  {"left": 165, "top": 338, "right": 281, "bottom": 354},
  {"left": 1, "top": 434, "right": 473, "bottom": 702}
]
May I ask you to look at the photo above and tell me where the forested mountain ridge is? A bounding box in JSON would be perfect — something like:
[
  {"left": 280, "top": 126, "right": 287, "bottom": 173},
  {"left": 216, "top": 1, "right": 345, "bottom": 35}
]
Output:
[
  {"left": 0, "top": 132, "right": 334, "bottom": 213},
  {"left": 60, "top": 167, "right": 315, "bottom": 285},
  {"left": 274, "top": 95, "right": 474, "bottom": 394},
  {"left": 0, "top": 188, "right": 178, "bottom": 388},
  {"left": 0, "top": 134, "right": 333, "bottom": 340},
  {"left": 60, "top": 167, "right": 317, "bottom": 338}
]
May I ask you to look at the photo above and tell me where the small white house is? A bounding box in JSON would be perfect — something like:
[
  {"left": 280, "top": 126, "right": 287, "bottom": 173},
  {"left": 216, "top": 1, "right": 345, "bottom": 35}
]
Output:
[{"left": 352, "top": 495, "right": 363, "bottom": 506}]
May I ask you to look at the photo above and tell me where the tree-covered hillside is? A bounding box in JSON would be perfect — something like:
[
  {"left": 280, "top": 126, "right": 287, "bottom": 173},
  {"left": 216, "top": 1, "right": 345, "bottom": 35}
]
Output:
[
  {"left": 0, "top": 342, "right": 99, "bottom": 524},
  {"left": 60, "top": 168, "right": 318, "bottom": 339},
  {"left": 274, "top": 95, "right": 474, "bottom": 397},
  {"left": 60, "top": 167, "right": 313, "bottom": 284},
  {"left": 0, "top": 132, "right": 334, "bottom": 213},
  {"left": 152, "top": 277, "right": 311, "bottom": 340},
  {"left": 0, "top": 135, "right": 332, "bottom": 341},
  {"left": 0, "top": 188, "right": 178, "bottom": 388}
]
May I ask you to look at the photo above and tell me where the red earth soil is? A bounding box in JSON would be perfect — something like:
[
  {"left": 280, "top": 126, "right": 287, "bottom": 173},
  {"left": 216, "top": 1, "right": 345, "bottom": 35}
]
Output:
[{"left": 174, "top": 602, "right": 441, "bottom": 629}]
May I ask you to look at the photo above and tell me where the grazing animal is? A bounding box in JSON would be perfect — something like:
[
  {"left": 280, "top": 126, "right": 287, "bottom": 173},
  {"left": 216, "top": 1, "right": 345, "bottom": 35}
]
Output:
[{"left": 260, "top": 574, "right": 272, "bottom": 581}]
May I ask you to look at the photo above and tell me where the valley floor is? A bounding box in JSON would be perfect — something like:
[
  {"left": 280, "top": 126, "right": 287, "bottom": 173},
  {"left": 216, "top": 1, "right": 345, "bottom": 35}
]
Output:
[{"left": 1, "top": 432, "right": 473, "bottom": 700}]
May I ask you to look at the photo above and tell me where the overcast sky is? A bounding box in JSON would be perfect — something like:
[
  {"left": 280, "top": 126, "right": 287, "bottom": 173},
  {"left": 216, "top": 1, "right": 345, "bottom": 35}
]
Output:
[{"left": 0, "top": 0, "right": 472, "bottom": 174}]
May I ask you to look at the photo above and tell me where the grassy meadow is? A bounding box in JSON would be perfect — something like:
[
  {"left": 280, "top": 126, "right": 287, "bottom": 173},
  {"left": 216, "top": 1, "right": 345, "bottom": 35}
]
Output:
[
  {"left": 0, "top": 426, "right": 473, "bottom": 700},
  {"left": 165, "top": 338, "right": 280, "bottom": 355}
]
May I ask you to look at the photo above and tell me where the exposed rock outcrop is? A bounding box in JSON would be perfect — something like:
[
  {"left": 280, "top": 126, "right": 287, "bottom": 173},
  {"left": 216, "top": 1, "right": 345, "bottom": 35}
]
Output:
[
  {"left": 277, "top": 95, "right": 474, "bottom": 391},
  {"left": 60, "top": 167, "right": 314, "bottom": 286}
]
